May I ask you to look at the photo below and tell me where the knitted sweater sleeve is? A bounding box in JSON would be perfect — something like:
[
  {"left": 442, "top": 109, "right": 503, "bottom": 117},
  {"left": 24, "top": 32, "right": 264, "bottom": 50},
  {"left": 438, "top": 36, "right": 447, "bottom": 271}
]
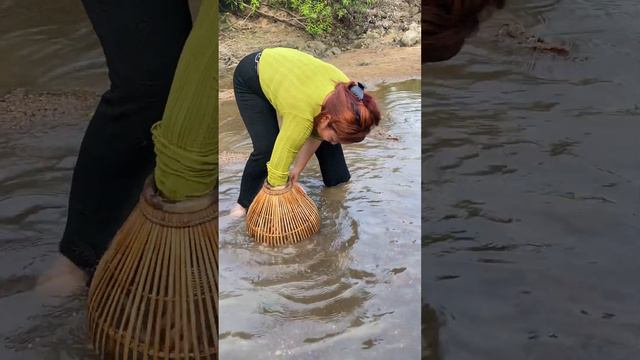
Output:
[{"left": 266, "top": 113, "right": 312, "bottom": 186}]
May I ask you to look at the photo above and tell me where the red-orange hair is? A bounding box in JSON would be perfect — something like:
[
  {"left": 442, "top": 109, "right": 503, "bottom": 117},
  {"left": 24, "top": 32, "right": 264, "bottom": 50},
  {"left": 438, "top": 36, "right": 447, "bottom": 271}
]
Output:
[{"left": 314, "top": 81, "right": 381, "bottom": 143}]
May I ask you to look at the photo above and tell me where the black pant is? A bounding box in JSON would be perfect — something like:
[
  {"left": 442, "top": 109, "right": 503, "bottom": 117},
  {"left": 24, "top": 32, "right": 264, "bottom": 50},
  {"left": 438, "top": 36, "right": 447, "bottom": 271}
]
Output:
[
  {"left": 58, "top": 0, "right": 192, "bottom": 275},
  {"left": 233, "top": 52, "right": 351, "bottom": 208}
]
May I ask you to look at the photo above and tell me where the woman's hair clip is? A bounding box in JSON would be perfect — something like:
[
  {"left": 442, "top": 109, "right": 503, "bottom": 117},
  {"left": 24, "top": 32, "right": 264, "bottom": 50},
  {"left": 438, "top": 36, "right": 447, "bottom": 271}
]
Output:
[{"left": 349, "top": 82, "right": 366, "bottom": 101}]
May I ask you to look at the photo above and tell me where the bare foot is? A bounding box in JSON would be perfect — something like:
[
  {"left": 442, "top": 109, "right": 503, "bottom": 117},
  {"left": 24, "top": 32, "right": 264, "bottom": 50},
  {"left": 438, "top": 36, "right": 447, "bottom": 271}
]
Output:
[
  {"left": 35, "top": 255, "right": 88, "bottom": 297},
  {"left": 229, "top": 203, "right": 246, "bottom": 217}
]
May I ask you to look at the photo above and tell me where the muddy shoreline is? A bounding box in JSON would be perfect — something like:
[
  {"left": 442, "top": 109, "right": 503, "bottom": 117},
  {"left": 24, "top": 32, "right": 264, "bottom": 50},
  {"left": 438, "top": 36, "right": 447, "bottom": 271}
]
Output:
[{"left": 2, "top": 44, "right": 419, "bottom": 136}]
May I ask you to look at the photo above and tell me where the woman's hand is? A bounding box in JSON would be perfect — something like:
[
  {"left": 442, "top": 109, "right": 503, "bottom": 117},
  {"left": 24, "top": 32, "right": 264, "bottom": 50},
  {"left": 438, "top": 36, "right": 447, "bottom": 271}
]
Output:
[
  {"left": 293, "top": 181, "right": 307, "bottom": 194},
  {"left": 289, "top": 168, "right": 301, "bottom": 185}
]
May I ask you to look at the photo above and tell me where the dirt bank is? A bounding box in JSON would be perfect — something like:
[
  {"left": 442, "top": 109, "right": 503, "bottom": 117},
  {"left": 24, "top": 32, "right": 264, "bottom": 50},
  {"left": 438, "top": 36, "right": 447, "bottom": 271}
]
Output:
[
  {"left": 219, "top": 0, "right": 421, "bottom": 100},
  {"left": 219, "top": 0, "right": 420, "bottom": 64}
]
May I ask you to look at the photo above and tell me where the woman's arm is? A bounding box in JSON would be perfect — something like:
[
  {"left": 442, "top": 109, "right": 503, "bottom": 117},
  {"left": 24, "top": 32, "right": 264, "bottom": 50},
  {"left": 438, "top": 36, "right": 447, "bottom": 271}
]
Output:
[
  {"left": 266, "top": 113, "right": 313, "bottom": 186},
  {"left": 290, "top": 137, "right": 322, "bottom": 183}
]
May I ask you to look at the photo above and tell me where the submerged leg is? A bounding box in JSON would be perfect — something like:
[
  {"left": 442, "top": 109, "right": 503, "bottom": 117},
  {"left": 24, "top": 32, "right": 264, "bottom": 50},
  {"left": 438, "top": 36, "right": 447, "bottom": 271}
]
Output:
[
  {"left": 316, "top": 141, "right": 351, "bottom": 187},
  {"left": 58, "top": 0, "right": 192, "bottom": 275}
]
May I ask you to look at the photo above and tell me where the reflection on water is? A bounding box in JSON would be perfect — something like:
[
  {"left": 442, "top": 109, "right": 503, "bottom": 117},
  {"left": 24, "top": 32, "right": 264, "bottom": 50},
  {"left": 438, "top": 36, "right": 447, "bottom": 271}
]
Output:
[
  {"left": 0, "top": 0, "right": 107, "bottom": 93},
  {"left": 219, "top": 80, "right": 421, "bottom": 359},
  {"left": 423, "top": 0, "right": 640, "bottom": 359}
]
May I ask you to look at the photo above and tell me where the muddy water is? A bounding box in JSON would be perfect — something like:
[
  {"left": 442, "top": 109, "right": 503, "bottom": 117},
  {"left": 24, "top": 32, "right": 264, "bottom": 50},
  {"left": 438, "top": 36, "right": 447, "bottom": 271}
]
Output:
[
  {"left": 0, "top": 0, "right": 107, "bottom": 93},
  {"left": 218, "top": 80, "right": 421, "bottom": 359},
  {"left": 0, "top": 0, "right": 201, "bottom": 94},
  {"left": 0, "top": 2, "right": 104, "bottom": 358},
  {"left": 0, "top": 120, "right": 95, "bottom": 359},
  {"left": 423, "top": 1, "right": 640, "bottom": 359}
]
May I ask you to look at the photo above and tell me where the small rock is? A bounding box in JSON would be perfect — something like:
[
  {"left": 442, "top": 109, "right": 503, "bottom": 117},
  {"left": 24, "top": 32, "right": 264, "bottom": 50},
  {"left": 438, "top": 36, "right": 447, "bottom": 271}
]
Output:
[
  {"left": 305, "top": 40, "right": 327, "bottom": 55},
  {"left": 366, "top": 30, "right": 381, "bottom": 39},
  {"left": 400, "top": 29, "right": 420, "bottom": 47},
  {"left": 353, "top": 39, "right": 368, "bottom": 49},
  {"left": 327, "top": 47, "right": 342, "bottom": 56},
  {"left": 387, "top": 29, "right": 400, "bottom": 41},
  {"left": 381, "top": 20, "right": 393, "bottom": 30},
  {"left": 409, "top": 22, "right": 420, "bottom": 33}
]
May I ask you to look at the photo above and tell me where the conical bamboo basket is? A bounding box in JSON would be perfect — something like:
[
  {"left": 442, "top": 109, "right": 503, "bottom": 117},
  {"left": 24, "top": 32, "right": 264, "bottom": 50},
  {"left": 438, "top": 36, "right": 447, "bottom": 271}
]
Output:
[
  {"left": 87, "top": 177, "right": 218, "bottom": 359},
  {"left": 246, "top": 182, "right": 320, "bottom": 246}
]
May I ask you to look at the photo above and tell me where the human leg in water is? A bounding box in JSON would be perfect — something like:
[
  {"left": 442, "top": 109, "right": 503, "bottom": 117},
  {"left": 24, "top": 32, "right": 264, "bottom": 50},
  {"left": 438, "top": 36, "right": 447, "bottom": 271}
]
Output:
[{"left": 39, "top": 0, "right": 192, "bottom": 293}]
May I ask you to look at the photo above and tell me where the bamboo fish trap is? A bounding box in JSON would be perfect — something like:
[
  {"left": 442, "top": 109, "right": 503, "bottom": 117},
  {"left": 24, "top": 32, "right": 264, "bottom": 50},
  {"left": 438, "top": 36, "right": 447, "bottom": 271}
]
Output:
[
  {"left": 87, "top": 177, "right": 218, "bottom": 359},
  {"left": 246, "top": 182, "right": 321, "bottom": 246}
]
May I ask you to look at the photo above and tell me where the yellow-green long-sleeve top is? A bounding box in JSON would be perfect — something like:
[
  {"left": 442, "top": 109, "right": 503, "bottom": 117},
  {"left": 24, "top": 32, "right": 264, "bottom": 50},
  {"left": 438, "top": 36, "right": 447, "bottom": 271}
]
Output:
[
  {"left": 151, "top": 0, "right": 217, "bottom": 201},
  {"left": 258, "top": 47, "right": 350, "bottom": 186}
]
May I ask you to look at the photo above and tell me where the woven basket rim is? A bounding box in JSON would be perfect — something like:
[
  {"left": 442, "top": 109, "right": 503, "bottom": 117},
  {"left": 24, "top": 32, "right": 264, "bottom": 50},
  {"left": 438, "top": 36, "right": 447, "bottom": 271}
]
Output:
[
  {"left": 261, "top": 181, "right": 293, "bottom": 196},
  {"left": 142, "top": 176, "right": 216, "bottom": 213}
]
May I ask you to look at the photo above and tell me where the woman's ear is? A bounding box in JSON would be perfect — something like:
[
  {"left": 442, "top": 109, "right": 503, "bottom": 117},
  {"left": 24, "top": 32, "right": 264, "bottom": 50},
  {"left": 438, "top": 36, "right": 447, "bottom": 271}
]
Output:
[{"left": 319, "top": 114, "right": 331, "bottom": 128}]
